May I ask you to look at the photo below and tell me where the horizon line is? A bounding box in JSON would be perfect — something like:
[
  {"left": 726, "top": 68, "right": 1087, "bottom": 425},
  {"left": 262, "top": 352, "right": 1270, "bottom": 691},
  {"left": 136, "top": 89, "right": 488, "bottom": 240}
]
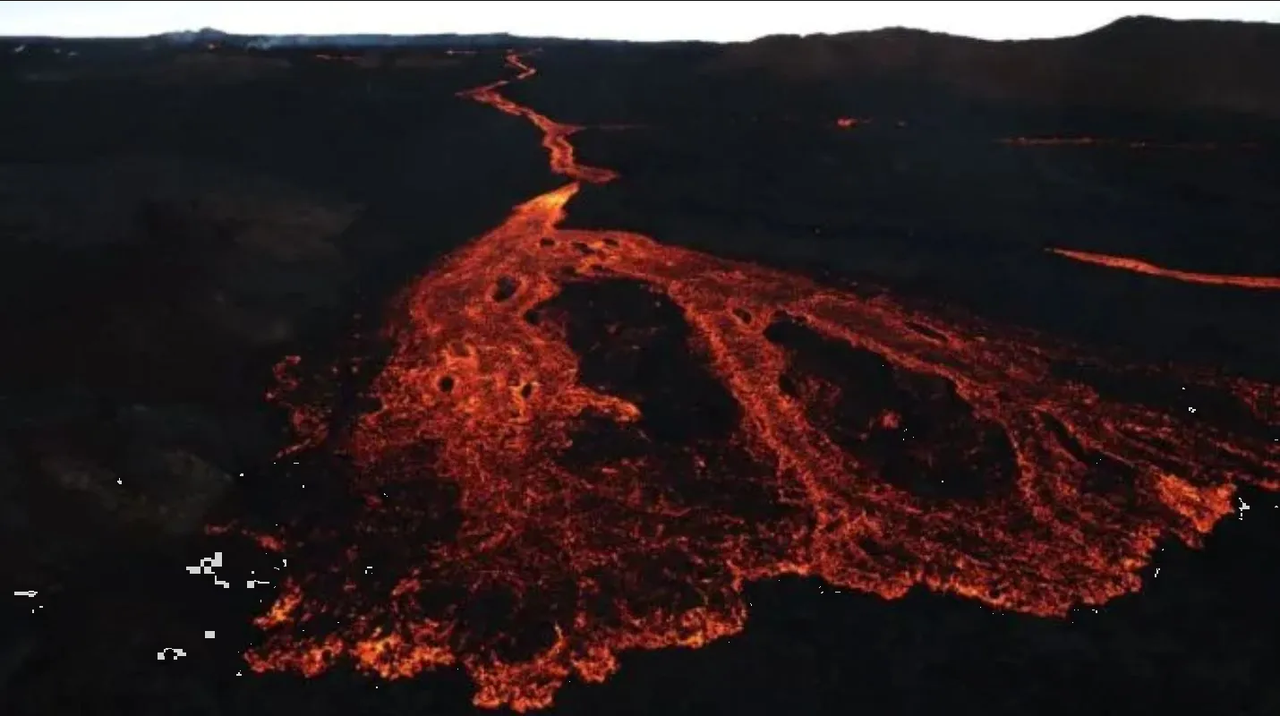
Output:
[{"left": 2, "top": 13, "right": 1274, "bottom": 45}]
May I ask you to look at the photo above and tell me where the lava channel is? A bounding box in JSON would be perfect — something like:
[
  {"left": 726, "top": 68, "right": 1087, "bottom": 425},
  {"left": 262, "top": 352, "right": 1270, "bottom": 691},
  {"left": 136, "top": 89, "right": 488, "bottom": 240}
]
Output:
[
  {"left": 1048, "top": 247, "right": 1280, "bottom": 290},
  {"left": 239, "top": 52, "right": 1280, "bottom": 711}
]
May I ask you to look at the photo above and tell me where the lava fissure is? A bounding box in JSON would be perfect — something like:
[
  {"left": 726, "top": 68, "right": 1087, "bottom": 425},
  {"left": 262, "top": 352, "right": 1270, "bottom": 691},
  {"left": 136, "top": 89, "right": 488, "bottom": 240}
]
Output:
[{"left": 242, "top": 51, "right": 1280, "bottom": 711}]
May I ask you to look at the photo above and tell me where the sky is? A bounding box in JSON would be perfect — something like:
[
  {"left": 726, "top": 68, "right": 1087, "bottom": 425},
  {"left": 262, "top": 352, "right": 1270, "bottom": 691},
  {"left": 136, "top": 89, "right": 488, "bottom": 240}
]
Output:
[{"left": 2, "top": 1, "right": 1278, "bottom": 41}]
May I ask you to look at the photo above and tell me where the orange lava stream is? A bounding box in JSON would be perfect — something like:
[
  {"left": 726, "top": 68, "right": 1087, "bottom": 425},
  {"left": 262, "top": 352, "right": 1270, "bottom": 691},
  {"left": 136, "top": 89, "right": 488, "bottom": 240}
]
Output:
[
  {"left": 247, "top": 53, "right": 1280, "bottom": 711},
  {"left": 1049, "top": 248, "right": 1280, "bottom": 290},
  {"left": 456, "top": 54, "right": 616, "bottom": 184}
]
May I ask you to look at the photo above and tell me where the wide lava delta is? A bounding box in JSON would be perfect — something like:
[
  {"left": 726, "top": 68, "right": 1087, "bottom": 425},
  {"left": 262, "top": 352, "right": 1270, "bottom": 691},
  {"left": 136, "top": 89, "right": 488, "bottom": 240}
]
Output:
[{"left": 230, "top": 52, "right": 1280, "bottom": 712}]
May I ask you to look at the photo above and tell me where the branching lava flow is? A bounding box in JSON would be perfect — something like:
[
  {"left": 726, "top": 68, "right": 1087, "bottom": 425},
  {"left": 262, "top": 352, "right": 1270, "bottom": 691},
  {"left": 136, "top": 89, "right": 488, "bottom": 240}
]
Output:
[{"left": 239, "top": 53, "right": 1280, "bottom": 711}]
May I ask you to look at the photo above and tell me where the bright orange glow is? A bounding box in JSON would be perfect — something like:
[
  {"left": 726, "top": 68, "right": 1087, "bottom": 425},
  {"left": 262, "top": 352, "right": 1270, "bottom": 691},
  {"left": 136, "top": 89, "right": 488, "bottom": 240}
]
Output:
[
  {"left": 456, "top": 55, "right": 616, "bottom": 184},
  {"left": 1049, "top": 248, "right": 1280, "bottom": 290},
  {"left": 240, "top": 53, "right": 1280, "bottom": 711}
]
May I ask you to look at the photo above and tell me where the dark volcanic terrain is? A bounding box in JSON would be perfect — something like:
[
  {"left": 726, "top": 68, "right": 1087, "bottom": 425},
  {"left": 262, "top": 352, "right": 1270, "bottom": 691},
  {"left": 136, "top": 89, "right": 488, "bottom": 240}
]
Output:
[{"left": 2, "top": 16, "right": 1279, "bottom": 716}]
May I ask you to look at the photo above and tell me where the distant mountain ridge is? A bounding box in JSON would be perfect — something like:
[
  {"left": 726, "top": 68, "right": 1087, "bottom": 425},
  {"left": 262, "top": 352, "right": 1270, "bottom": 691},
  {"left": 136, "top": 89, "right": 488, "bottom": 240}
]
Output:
[
  {"left": 0, "top": 26, "right": 637, "bottom": 49},
  {"left": 705, "top": 15, "right": 1280, "bottom": 118},
  {"left": 6, "top": 15, "right": 1279, "bottom": 119},
  {"left": 155, "top": 27, "right": 539, "bottom": 49}
]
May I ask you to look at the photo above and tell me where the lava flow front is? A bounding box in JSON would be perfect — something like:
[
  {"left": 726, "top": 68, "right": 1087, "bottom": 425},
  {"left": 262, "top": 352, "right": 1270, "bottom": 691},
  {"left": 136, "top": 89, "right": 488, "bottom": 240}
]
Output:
[{"left": 242, "top": 53, "right": 1280, "bottom": 711}]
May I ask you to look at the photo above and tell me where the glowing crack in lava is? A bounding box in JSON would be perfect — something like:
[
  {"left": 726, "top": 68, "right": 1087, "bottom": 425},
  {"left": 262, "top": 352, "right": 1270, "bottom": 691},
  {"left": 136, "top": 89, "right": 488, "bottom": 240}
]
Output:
[
  {"left": 1047, "top": 248, "right": 1280, "bottom": 291},
  {"left": 245, "top": 53, "right": 1280, "bottom": 710}
]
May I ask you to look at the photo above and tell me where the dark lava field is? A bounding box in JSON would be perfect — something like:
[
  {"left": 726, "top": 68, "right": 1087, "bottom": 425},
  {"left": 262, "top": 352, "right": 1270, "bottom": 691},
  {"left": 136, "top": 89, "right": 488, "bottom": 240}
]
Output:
[{"left": 1, "top": 15, "right": 1279, "bottom": 716}]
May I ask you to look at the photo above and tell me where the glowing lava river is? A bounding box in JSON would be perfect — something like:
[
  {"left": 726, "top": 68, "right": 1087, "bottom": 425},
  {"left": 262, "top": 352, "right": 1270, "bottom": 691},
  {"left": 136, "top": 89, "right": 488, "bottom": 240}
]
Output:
[{"left": 236, "top": 53, "right": 1280, "bottom": 711}]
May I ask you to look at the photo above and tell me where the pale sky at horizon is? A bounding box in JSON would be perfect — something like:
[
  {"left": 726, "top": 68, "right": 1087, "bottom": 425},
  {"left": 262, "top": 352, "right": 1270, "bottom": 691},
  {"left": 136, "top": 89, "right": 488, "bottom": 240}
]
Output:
[{"left": 2, "top": 1, "right": 1278, "bottom": 42}]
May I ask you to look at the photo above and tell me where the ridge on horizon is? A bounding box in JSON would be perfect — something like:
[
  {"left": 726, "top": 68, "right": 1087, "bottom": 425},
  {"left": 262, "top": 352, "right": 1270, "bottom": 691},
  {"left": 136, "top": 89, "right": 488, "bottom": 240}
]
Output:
[
  {"left": 749, "top": 14, "right": 1277, "bottom": 44},
  {"left": 1, "top": 13, "right": 1275, "bottom": 46}
]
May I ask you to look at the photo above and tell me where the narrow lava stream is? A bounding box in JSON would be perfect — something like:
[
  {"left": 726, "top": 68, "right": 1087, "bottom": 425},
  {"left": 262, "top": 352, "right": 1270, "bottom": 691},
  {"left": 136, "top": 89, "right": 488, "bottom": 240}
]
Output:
[
  {"left": 244, "top": 53, "right": 1280, "bottom": 711},
  {"left": 1047, "top": 248, "right": 1280, "bottom": 290}
]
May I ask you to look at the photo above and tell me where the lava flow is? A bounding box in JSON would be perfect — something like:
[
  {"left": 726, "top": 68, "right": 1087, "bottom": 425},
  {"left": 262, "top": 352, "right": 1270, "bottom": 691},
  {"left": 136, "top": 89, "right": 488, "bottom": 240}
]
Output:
[
  {"left": 1048, "top": 248, "right": 1280, "bottom": 290},
  {"left": 243, "top": 52, "right": 1280, "bottom": 711}
]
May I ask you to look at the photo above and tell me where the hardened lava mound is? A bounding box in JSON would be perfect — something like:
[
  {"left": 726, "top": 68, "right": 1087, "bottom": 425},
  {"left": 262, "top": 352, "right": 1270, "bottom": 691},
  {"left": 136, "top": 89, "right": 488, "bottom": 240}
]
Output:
[{"left": 235, "top": 54, "right": 1280, "bottom": 712}]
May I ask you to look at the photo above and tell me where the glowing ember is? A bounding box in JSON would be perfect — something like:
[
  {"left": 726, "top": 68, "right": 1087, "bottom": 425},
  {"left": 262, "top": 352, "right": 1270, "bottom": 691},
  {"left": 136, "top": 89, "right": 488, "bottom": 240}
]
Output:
[
  {"left": 1047, "top": 248, "right": 1280, "bottom": 290},
  {"left": 241, "top": 53, "right": 1280, "bottom": 711}
]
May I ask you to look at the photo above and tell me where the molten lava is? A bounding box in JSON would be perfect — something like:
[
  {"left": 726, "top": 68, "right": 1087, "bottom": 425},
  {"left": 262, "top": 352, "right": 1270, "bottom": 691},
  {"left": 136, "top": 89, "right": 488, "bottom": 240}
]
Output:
[
  {"left": 456, "top": 54, "right": 616, "bottom": 184},
  {"left": 243, "top": 53, "right": 1280, "bottom": 711},
  {"left": 1048, "top": 248, "right": 1280, "bottom": 290}
]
